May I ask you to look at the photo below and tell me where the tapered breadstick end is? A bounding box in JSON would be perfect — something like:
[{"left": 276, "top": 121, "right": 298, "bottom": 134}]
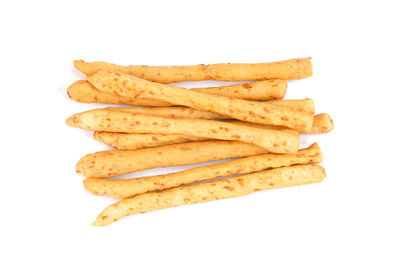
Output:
[{"left": 310, "top": 113, "right": 334, "bottom": 134}]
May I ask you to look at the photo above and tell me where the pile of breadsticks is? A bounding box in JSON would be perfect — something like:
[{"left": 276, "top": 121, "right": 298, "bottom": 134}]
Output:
[{"left": 66, "top": 58, "right": 333, "bottom": 226}]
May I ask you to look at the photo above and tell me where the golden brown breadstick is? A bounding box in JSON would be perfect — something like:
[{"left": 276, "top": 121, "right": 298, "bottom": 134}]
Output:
[
  {"left": 93, "top": 164, "right": 325, "bottom": 226},
  {"left": 74, "top": 58, "right": 312, "bottom": 83},
  {"left": 93, "top": 113, "right": 330, "bottom": 150},
  {"left": 67, "top": 80, "right": 170, "bottom": 106},
  {"left": 106, "top": 106, "right": 226, "bottom": 119},
  {"left": 76, "top": 140, "right": 269, "bottom": 178},
  {"left": 93, "top": 132, "right": 206, "bottom": 150},
  {"left": 66, "top": 109, "right": 299, "bottom": 153},
  {"left": 87, "top": 71, "right": 313, "bottom": 132},
  {"left": 84, "top": 143, "right": 322, "bottom": 198},
  {"left": 309, "top": 113, "right": 334, "bottom": 134}
]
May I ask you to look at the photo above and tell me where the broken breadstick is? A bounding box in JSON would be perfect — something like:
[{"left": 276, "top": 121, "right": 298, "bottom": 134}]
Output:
[
  {"left": 93, "top": 113, "right": 332, "bottom": 150},
  {"left": 67, "top": 80, "right": 287, "bottom": 105},
  {"left": 74, "top": 58, "right": 313, "bottom": 83},
  {"left": 75, "top": 140, "right": 269, "bottom": 178},
  {"left": 93, "top": 164, "right": 325, "bottom": 226},
  {"left": 87, "top": 71, "right": 314, "bottom": 132},
  {"left": 84, "top": 143, "right": 322, "bottom": 198},
  {"left": 66, "top": 109, "right": 299, "bottom": 153}
]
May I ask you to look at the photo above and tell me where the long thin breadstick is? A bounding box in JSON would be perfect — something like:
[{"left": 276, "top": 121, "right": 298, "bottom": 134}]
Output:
[
  {"left": 67, "top": 80, "right": 287, "bottom": 106},
  {"left": 66, "top": 109, "right": 299, "bottom": 153},
  {"left": 75, "top": 140, "right": 269, "bottom": 178},
  {"left": 84, "top": 143, "right": 322, "bottom": 198},
  {"left": 106, "top": 106, "right": 226, "bottom": 119},
  {"left": 93, "top": 113, "right": 332, "bottom": 150},
  {"left": 87, "top": 71, "right": 313, "bottom": 132},
  {"left": 105, "top": 97, "right": 314, "bottom": 118},
  {"left": 93, "top": 165, "right": 325, "bottom": 226},
  {"left": 74, "top": 58, "right": 313, "bottom": 83}
]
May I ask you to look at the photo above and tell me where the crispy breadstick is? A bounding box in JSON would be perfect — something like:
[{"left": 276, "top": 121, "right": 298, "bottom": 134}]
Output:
[
  {"left": 66, "top": 109, "right": 299, "bottom": 153},
  {"left": 93, "top": 165, "right": 325, "bottom": 226},
  {"left": 88, "top": 71, "right": 313, "bottom": 132},
  {"left": 75, "top": 140, "right": 269, "bottom": 178},
  {"left": 74, "top": 58, "right": 312, "bottom": 83},
  {"left": 93, "top": 113, "right": 331, "bottom": 150},
  {"left": 68, "top": 80, "right": 287, "bottom": 105},
  {"left": 93, "top": 132, "right": 206, "bottom": 150},
  {"left": 309, "top": 113, "right": 334, "bottom": 134},
  {"left": 67, "top": 80, "right": 170, "bottom": 106},
  {"left": 84, "top": 143, "right": 322, "bottom": 198},
  {"left": 106, "top": 106, "right": 226, "bottom": 119}
]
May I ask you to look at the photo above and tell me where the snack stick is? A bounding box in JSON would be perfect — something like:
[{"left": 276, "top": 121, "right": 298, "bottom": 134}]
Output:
[
  {"left": 75, "top": 140, "right": 269, "bottom": 178},
  {"left": 93, "top": 165, "right": 325, "bottom": 226},
  {"left": 100, "top": 97, "right": 314, "bottom": 120},
  {"left": 308, "top": 113, "right": 334, "bottom": 134},
  {"left": 88, "top": 71, "right": 313, "bottom": 132},
  {"left": 74, "top": 58, "right": 313, "bottom": 83},
  {"left": 93, "top": 114, "right": 331, "bottom": 150},
  {"left": 84, "top": 143, "right": 322, "bottom": 198},
  {"left": 67, "top": 80, "right": 170, "bottom": 106},
  {"left": 66, "top": 109, "right": 299, "bottom": 153},
  {"left": 99, "top": 97, "right": 314, "bottom": 119},
  {"left": 93, "top": 132, "right": 206, "bottom": 150},
  {"left": 106, "top": 106, "right": 226, "bottom": 119},
  {"left": 68, "top": 80, "right": 313, "bottom": 114}
]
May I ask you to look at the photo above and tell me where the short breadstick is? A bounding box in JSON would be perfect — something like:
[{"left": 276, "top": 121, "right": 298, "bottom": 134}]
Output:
[
  {"left": 93, "top": 114, "right": 332, "bottom": 150},
  {"left": 75, "top": 140, "right": 269, "bottom": 178},
  {"left": 84, "top": 143, "right": 322, "bottom": 198},
  {"left": 309, "top": 113, "right": 334, "bottom": 134},
  {"left": 74, "top": 58, "right": 313, "bottom": 83},
  {"left": 66, "top": 109, "right": 299, "bottom": 153},
  {"left": 87, "top": 71, "right": 313, "bottom": 132},
  {"left": 93, "top": 165, "right": 325, "bottom": 226}
]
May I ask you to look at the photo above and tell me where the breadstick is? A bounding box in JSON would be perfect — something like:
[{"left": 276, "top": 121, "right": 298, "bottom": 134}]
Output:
[
  {"left": 93, "top": 165, "right": 325, "bottom": 226},
  {"left": 93, "top": 113, "right": 331, "bottom": 150},
  {"left": 74, "top": 58, "right": 312, "bottom": 83},
  {"left": 68, "top": 80, "right": 287, "bottom": 106},
  {"left": 75, "top": 140, "right": 269, "bottom": 178},
  {"left": 93, "top": 132, "right": 206, "bottom": 150},
  {"left": 87, "top": 71, "right": 313, "bottom": 132},
  {"left": 309, "top": 113, "right": 334, "bottom": 134},
  {"left": 67, "top": 80, "right": 170, "bottom": 106},
  {"left": 66, "top": 109, "right": 299, "bottom": 153},
  {"left": 84, "top": 143, "right": 322, "bottom": 198},
  {"left": 106, "top": 106, "right": 226, "bottom": 119}
]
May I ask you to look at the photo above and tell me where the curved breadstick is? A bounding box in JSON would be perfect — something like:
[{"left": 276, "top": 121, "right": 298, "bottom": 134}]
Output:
[
  {"left": 87, "top": 71, "right": 313, "bottom": 132},
  {"left": 75, "top": 140, "right": 269, "bottom": 178},
  {"left": 74, "top": 58, "right": 312, "bottom": 83},
  {"left": 93, "top": 165, "right": 325, "bottom": 226},
  {"left": 84, "top": 143, "right": 322, "bottom": 198},
  {"left": 67, "top": 80, "right": 287, "bottom": 106},
  {"left": 66, "top": 109, "right": 299, "bottom": 153}
]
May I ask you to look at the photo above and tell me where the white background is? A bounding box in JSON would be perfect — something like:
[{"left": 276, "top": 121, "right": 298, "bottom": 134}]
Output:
[{"left": 1, "top": 1, "right": 399, "bottom": 269}]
